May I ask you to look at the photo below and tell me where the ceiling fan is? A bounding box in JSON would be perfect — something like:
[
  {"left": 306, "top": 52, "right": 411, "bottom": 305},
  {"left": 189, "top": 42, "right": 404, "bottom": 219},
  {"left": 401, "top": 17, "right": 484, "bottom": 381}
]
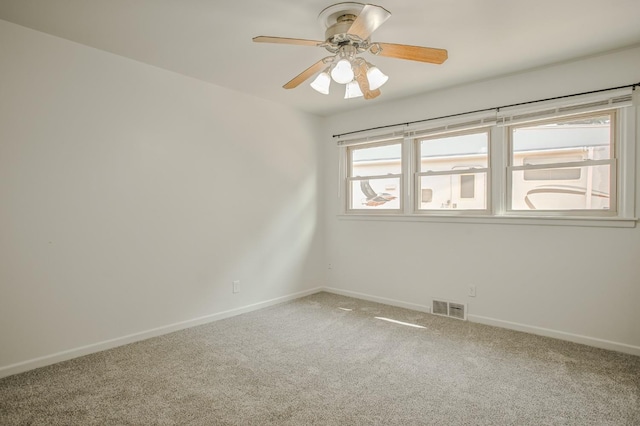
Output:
[{"left": 253, "top": 2, "right": 448, "bottom": 100}]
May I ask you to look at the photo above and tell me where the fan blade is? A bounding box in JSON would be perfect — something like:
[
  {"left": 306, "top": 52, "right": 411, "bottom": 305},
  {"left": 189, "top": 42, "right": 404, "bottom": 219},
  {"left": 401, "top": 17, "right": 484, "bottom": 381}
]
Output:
[
  {"left": 347, "top": 4, "right": 391, "bottom": 40},
  {"left": 283, "top": 59, "right": 326, "bottom": 89},
  {"left": 376, "top": 43, "right": 448, "bottom": 64},
  {"left": 253, "top": 36, "right": 323, "bottom": 47},
  {"left": 353, "top": 62, "right": 380, "bottom": 100}
]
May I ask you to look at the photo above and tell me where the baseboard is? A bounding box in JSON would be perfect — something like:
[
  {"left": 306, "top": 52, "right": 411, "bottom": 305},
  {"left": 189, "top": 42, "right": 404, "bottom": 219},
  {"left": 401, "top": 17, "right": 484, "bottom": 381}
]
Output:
[
  {"left": 4, "top": 287, "right": 637, "bottom": 379},
  {"left": 321, "top": 287, "right": 432, "bottom": 314},
  {"left": 0, "top": 287, "right": 324, "bottom": 379},
  {"left": 468, "top": 314, "right": 640, "bottom": 357},
  {"left": 322, "top": 287, "right": 640, "bottom": 357}
]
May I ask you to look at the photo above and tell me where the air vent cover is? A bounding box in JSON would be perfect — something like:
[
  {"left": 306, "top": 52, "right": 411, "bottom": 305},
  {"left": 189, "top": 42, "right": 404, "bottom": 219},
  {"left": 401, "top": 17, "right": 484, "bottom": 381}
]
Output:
[
  {"left": 432, "top": 300, "right": 448, "bottom": 316},
  {"left": 431, "top": 299, "right": 467, "bottom": 320},
  {"left": 448, "top": 303, "right": 466, "bottom": 320}
]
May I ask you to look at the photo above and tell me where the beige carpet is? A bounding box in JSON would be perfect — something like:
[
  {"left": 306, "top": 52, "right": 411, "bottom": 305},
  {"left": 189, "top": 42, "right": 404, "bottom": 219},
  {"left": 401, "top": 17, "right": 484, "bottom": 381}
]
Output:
[{"left": 1, "top": 292, "right": 639, "bottom": 425}]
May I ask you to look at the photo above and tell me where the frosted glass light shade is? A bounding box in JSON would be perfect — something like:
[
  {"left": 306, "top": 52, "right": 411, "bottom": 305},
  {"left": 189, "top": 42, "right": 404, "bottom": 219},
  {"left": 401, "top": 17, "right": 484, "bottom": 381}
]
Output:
[
  {"left": 310, "top": 72, "right": 331, "bottom": 94},
  {"left": 331, "top": 59, "right": 354, "bottom": 84},
  {"left": 344, "top": 80, "right": 364, "bottom": 99},
  {"left": 366, "top": 66, "right": 388, "bottom": 90}
]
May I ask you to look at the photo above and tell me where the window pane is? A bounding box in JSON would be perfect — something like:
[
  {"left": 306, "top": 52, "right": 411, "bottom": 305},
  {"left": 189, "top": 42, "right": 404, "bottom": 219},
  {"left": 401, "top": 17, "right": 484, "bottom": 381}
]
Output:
[
  {"left": 420, "top": 132, "right": 488, "bottom": 172},
  {"left": 418, "top": 172, "right": 487, "bottom": 210},
  {"left": 524, "top": 166, "right": 581, "bottom": 181},
  {"left": 511, "top": 165, "right": 611, "bottom": 210},
  {"left": 460, "top": 174, "right": 476, "bottom": 198},
  {"left": 512, "top": 115, "right": 611, "bottom": 165},
  {"left": 350, "top": 178, "right": 400, "bottom": 210},
  {"left": 350, "top": 143, "right": 401, "bottom": 177}
]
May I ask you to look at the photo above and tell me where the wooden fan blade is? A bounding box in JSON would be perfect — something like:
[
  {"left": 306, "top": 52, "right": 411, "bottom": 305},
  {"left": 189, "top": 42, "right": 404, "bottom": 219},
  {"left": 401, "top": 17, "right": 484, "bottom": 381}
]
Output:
[
  {"left": 347, "top": 4, "right": 391, "bottom": 40},
  {"left": 376, "top": 43, "right": 448, "bottom": 64},
  {"left": 283, "top": 59, "right": 326, "bottom": 89},
  {"left": 353, "top": 62, "right": 381, "bottom": 100},
  {"left": 252, "top": 36, "right": 323, "bottom": 47}
]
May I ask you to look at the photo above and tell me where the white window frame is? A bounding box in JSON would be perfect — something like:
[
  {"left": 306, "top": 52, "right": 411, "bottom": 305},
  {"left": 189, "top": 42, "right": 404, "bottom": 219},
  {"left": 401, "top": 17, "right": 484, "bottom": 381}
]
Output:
[
  {"left": 413, "top": 128, "right": 492, "bottom": 215},
  {"left": 336, "top": 88, "right": 637, "bottom": 228},
  {"left": 345, "top": 138, "right": 404, "bottom": 214},
  {"left": 505, "top": 110, "right": 617, "bottom": 217}
]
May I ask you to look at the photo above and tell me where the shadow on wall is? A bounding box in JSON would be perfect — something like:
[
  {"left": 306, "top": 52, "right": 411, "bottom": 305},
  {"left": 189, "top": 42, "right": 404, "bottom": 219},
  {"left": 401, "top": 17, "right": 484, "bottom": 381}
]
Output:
[
  {"left": 222, "top": 111, "right": 321, "bottom": 297},
  {"left": 229, "top": 175, "right": 319, "bottom": 297}
]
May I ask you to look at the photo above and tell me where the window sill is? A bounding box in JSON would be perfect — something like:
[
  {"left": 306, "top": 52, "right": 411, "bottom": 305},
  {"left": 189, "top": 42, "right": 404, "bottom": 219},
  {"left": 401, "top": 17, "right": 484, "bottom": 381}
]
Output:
[{"left": 337, "top": 213, "right": 637, "bottom": 228}]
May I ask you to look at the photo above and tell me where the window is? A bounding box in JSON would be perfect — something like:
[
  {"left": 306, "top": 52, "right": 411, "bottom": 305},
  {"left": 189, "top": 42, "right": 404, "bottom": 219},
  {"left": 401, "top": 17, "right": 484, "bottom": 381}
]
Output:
[
  {"left": 508, "top": 112, "right": 615, "bottom": 213},
  {"left": 416, "top": 130, "right": 489, "bottom": 211},
  {"left": 337, "top": 88, "right": 636, "bottom": 226},
  {"left": 347, "top": 140, "right": 402, "bottom": 212},
  {"left": 460, "top": 175, "right": 476, "bottom": 199}
]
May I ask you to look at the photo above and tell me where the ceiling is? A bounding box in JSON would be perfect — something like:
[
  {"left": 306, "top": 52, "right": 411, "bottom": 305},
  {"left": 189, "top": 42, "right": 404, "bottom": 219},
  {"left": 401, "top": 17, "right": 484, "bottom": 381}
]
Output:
[{"left": 1, "top": 0, "right": 639, "bottom": 116}]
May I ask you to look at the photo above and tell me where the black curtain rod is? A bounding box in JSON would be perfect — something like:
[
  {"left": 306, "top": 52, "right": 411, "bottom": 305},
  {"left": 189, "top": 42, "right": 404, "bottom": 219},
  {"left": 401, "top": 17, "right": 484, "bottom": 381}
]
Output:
[{"left": 332, "top": 82, "right": 640, "bottom": 139}]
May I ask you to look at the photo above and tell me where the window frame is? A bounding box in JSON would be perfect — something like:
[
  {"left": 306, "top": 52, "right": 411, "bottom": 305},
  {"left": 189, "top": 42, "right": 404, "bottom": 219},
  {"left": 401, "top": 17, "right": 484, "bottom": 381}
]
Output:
[
  {"left": 505, "top": 110, "right": 618, "bottom": 217},
  {"left": 413, "top": 127, "right": 492, "bottom": 215},
  {"left": 336, "top": 98, "right": 637, "bottom": 228},
  {"left": 345, "top": 138, "right": 404, "bottom": 214}
]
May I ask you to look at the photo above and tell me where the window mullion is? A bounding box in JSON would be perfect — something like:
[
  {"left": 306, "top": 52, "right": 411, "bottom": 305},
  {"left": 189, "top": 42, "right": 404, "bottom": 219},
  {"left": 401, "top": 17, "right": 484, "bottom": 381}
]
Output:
[
  {"left": 618, "top": 107, "right": 635, "bottom": 217},
  {"left": 403, "top": 136, "right": 413, "bottom": 214},
  {"left": 490, "top": 126, "right": 506, "bottom": 216}
]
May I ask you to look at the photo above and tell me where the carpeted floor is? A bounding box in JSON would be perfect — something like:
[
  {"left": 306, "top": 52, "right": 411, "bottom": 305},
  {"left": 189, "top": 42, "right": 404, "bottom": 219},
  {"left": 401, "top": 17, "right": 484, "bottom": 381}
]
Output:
[{"left": 1, "top": 292, "right": 639, "bottom": 425}]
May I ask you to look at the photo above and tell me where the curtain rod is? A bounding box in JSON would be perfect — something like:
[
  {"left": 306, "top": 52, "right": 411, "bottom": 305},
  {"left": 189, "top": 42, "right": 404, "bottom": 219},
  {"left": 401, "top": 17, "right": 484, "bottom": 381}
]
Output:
[{"left": 332, "top": 82, "right": 640, "bottom": 139}]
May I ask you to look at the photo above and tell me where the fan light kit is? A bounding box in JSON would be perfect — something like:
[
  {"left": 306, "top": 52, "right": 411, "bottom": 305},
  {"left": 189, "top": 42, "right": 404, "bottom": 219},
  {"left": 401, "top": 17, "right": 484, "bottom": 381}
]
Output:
[{"left": 253, "top": 2, "right": 448, "bottom": 100}]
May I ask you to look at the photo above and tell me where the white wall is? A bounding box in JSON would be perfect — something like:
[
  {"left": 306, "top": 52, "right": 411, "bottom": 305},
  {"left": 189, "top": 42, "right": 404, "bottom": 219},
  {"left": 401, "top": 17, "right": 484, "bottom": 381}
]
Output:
[
  {"left": 323, "top": 46, "right": 640, "bottom": 354},
  {"left": 1, "top": 18, "right": 637, "bottom": 379},
  {"left": 0, "top": 20, "right": 325, "bottom": 376}
]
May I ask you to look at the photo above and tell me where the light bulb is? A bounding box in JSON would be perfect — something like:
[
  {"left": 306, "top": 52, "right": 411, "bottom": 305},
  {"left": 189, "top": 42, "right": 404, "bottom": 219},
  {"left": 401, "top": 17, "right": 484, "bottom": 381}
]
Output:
[
  {"left": 344, "top": 80, "right": 363, "bottom": 99},
  {"left": 366, "top": 66, "right": 388, "bottom": 90},
  {"left": 331, "top": 59, "right": 354, "bottom": 84},
  {"left": 310, "top": 71, "right": 331, "bottom": 94}
]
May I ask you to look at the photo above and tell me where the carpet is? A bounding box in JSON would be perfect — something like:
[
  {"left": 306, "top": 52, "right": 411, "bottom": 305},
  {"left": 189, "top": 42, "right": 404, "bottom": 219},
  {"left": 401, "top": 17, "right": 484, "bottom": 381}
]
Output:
[{"left": 1, "top": 292, "right": 639, "bottom": 425}]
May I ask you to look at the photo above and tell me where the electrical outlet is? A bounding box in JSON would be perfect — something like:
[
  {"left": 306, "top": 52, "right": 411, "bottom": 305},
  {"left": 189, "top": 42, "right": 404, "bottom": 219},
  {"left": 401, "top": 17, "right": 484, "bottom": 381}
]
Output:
[
  {"left": 468, "top": 285, "right": 476, "bottom": 297},
  {"left": 233, "top": 280, "right": 240, "bottom": 294}
]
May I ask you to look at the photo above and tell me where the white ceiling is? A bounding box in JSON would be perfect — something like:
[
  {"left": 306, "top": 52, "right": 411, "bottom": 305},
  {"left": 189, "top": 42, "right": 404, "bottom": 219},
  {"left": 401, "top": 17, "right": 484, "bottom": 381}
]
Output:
[{"left": 1, "top": 0, "right": 639, "bottom": 116}]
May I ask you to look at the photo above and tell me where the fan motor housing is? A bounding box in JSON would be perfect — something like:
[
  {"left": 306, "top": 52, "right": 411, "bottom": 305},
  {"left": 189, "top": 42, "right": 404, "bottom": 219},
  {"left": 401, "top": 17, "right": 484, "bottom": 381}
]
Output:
[
  {"left": 325, "top": 14, "right": 356, "bottom": 41},
  {"left": 319, "top": 2, "right": 367, "bottom": 46}
]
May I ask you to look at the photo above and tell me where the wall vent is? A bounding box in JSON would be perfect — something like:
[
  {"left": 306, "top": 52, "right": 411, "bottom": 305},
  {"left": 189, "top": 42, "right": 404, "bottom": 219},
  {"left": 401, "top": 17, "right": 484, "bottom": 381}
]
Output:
[
  {"left": 432, "top": 300, "right": 448, "bottom": 316},
  {"left": 431, "top": 299, "right": 467, "bottom": 321}
]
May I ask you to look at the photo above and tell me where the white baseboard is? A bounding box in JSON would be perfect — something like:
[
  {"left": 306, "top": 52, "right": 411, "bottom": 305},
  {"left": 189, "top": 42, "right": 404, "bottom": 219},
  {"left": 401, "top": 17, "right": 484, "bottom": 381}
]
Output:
[
  {"left": 0, "top": 287, "right": 323, "bottom": 379},
  {"left": 467, "top": 314, "right": 640, "bottom": 357},
  {"left": 4, "top": 286, "right": 638, "bottom": 379},
  {"left": 322, "top": 287, "right": 639, "bottom": 356},
  {"left": 321, "top": 287, "right": 432, "bottom": 314}
]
